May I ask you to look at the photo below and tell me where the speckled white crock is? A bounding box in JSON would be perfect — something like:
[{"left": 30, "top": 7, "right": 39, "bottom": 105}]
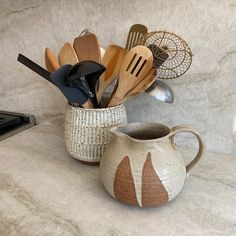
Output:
[{"left": 64, "top": 104, "right": 127, "bottom": 163}]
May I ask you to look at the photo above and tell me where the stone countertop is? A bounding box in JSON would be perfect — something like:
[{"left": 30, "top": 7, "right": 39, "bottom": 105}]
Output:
[{"left": 0, "top": 120, "right": 235, "bottom": 236}]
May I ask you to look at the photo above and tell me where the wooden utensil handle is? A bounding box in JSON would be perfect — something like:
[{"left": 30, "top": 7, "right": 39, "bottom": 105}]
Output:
[
  {"left": 82, "top": 100, "right": 94, "bottom": 108},
  {"left": 70, "top": 100, "right": 94, "bottom": 108},
  {"left": 107, "top": 93, "right": 123, "bottom": 107}
]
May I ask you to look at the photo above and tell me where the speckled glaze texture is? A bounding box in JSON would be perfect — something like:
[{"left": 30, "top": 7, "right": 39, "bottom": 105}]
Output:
[
  {"left": 64, "top": 104, "right": 127, "bottom": 163},
  {"left": 100, "top": 123, "right": 204, "bottom": 207}
]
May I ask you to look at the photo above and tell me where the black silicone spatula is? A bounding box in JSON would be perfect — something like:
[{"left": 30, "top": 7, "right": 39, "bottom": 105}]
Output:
[
  {"left": 66, "top": 61, "right": 106, "bottom": 107},
  {"left": 18, "top": 54, "right": 51, "bottom": 82},
  {"left": 50, "top": 65, "right": 90, "bottom": 105},
  {"left": 17, "top": 54, "right": 93, "bottom": 107}
]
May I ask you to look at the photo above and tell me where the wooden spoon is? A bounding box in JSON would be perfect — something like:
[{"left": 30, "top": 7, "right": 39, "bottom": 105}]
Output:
[
  {"left": 125, "top": 24, "right": 148, "bottom": 50},
  {"left": 58, "top": 42, "right": 79, "bottom": 66},
  {"left": 45, "top": 47, "right": 60, "bottom": 73},
  {"left": 73, "top": 33, "right": 101, "bottom": 63},
  {"left": 100, "top": 47, "right": 105, "bottom": 59},
  {"left": 107, "top": 45, "right": 153, "bottom": 107},
  {"left": 96, "top": 44, "right": 126, "bottom": 102}
]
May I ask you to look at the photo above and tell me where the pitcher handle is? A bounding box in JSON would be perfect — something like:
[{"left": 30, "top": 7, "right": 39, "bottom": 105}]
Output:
[{"left": 170, "top": 125, "right": 205, "bottom": 174}]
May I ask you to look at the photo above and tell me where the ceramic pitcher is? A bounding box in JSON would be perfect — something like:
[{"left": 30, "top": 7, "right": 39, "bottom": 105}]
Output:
[{"left": 100, "top": 123, "right": 204, "bottom": 207}]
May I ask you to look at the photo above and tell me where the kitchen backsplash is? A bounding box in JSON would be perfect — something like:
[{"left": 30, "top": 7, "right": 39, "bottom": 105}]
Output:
[{"left": 0, "top": 0, "right": 235, "bottom": 154}]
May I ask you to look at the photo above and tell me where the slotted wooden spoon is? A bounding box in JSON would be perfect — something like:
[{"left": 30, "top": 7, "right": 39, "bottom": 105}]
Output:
[
  {"left": 107, "top": 45, "right": 153, "bottom": 107},
  {"left": 45, "top": 47, "right": 60, "bottom": 73},
  {"left": 123, "top": 69, "right": 157, "bottom": 101},
  {"left": 125, "top": 24, "right": 148, "bottom": 50},
  {"left": 96, "top": 44, "right": 126, "bottom": 102},
  {"left": 73, "top": 33, "right": 101, "bottom": 63},
  {"left": 58, "top": 42, "right": 79, "bottom": 66}
]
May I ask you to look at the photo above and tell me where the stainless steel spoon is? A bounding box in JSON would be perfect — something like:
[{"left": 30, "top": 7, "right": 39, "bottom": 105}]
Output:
[{"left": 145, "top": 79, "right": 174, "bottom": 103}]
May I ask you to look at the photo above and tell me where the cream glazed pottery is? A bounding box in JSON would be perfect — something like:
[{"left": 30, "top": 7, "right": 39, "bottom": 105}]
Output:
[
  {"left": 64, "top": 104, "right": 127, "bottom": 164},
  {"left": 100, "top": 123, "right": 204, "bottom": 207}
]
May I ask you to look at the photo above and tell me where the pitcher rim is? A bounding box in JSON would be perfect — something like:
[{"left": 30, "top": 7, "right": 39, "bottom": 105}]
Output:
[{"left": 110, "top": 122, "right": 171, "bottom": 143}]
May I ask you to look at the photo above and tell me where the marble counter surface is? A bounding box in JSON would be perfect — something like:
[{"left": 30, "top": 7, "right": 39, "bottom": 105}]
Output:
[{"left": 0, "top": 120, "right": 235, "bottom": 236}]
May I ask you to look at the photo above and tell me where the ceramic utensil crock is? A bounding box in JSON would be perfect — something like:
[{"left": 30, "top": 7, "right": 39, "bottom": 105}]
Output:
[
  {"left": 64, "top": 104, "right": 127, "bottom": 164},
  {"left": 100, "top": 123, "right": 204, "bottom": 207}
]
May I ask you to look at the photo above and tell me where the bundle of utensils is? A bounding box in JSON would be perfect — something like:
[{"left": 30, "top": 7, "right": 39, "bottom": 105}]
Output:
[{"left": 18, "top": 25, "right": 193, "bottom": 108}]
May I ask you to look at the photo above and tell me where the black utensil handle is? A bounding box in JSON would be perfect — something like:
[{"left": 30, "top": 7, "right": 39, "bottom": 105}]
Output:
[
  {"left": 80, "top": 76, "right": 95, "bottom": 98},
  {"left": 17, "top": 54, "right": 51, "bottom": 82}
]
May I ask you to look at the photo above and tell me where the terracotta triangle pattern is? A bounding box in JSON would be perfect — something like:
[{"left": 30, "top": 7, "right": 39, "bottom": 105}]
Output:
[
  {"left": 114, "top": 156, "right": 138, "bottom": 206},
  {"left": 142, "top": 152, "right": 169, "bottom": 207}
]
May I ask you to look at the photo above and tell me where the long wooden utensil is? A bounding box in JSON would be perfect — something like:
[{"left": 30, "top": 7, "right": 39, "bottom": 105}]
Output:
[
  {"left": 123, "top": 69, "right": 157, "bottom": 100},
  {"left": 104, "top": 68, "right": 156, "bottom": 107},
  {"left": 96, "top": 45, "right": 126, "bottom": 102},
  {"left": 108, "top": 69, "right": 156, "bottom": 105},
  {"left": 107, "top": 45, "right": 153, "bottom": 107},
  {"left": 73, "top": 33, "right": 101, "bottom": 63},
  {"left": 100, "top": 47, "right": 105, "bottom": 59},
  {"left": 58, "top": 42, "right": 79, "bottom": 66},
  {"left": 45, "top": 47, "right": 60, "bottom": 73},
  {"left": 125, "top": 24, "right": 148, "bottom": 50}
]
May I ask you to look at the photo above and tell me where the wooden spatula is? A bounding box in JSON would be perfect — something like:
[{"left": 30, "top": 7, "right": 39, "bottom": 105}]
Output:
[
  {"left": 45, "top": 47, "right": 60, "bottom": 73},
  {"left": 106, "top": 69, "right": 156, "bottom": 106},
  {"left": 58, "top": 42, "right": 79, "bottom": 66},
  {"left": 96, "top": 44, "right": 126, "bottom": 102},
  {"left": 125, "top": 24, "right": 148, "bottom": 50},
  {"left": 123, "top": 69, "right": 157, "bottom": 100},
  {"left": 73, "top": 33, "right": 101, "bottom": 63},
  {"left": 107, "top": 45, "right": 153, "bottom": 107}
]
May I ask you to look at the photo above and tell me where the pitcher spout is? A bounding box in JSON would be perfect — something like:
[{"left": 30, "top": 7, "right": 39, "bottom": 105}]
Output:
[{"left": 110, "top": 125, "right": 130, "bottom": 140}]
